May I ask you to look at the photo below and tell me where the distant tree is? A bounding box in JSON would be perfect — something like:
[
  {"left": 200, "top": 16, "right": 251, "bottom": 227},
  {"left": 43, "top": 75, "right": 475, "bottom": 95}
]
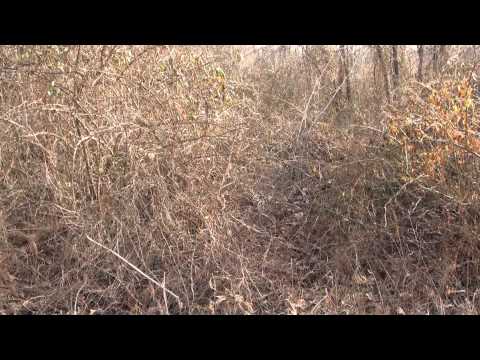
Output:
[
  {"left": 399, "top": 45, "right": 407, "bottom": 71},
  {"left": 391, "top": 45, "right": 400, "bottom": 90},
  {"left": 429, "top": 45, "right": 449, "bottom": 76},
  {"left": 336, "top": 47, "right": 344, "bottom": 97},
  {"left": 439, "top": 45, "right": 449, "bottom": 70},
  {"left": 339, "top": 45, "right": 352, "bottom": 104},
  {"left": 376, "top": 45, "right": 391, "bottom": 102},
  {"left": 432, "top": 46, "right": 439, "bottom": 74},
  {"left": 345, "top": 46, "right": 353, "bottom": 103},
  {"left": 417, "top": 45, "right": 424, "bottom": 82}
]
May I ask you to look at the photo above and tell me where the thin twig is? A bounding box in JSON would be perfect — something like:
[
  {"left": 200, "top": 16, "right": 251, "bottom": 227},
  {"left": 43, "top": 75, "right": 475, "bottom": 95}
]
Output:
[{"left": 85, "top": 235, "right": 181, "bottom": 303}]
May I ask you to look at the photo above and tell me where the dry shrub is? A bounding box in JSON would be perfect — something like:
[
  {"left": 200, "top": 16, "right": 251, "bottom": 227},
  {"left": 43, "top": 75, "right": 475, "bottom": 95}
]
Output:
[
  {"left": 367, "top": 68, "right": 480, "bottom": 313},
  {"left": 386, "top": 70, "right": 480, "bottom": 211},
  {"left": 0, "top": 45, "right": 267, "bottom": 314},
  {"left": 1, "top": 46, "right": 479, "bottom": 314}
]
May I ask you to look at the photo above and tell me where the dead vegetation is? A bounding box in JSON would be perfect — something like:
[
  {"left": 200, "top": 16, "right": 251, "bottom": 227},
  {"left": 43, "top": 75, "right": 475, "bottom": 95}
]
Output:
[{"left": 0, "top": 45, "right": 479, "bottom": 314}]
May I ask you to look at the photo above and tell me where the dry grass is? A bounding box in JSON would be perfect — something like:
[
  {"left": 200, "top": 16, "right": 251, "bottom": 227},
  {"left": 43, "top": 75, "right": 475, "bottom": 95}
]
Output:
[{"left": 0, "top": 45, "right": 479, "bottom": 314}]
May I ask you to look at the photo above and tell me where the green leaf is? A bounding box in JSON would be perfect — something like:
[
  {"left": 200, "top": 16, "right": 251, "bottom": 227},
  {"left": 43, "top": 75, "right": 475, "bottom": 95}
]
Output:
[{"left": 215, "top": 67, "right": 225, "bottom": 79}]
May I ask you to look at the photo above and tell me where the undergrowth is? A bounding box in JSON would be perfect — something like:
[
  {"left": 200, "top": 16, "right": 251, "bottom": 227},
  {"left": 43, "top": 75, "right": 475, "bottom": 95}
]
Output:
[{"left": 0, "top": 45, "right": 479, "bottom": 314}]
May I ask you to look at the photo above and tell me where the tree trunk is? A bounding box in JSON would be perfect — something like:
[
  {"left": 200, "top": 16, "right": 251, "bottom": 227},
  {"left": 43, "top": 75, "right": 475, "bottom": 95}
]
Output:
[
  {"left": 346, "top": 46, "right": 352, "bottom": 103},
  {"left": 337, "top": 47, "right": 344, "bottom": 98},
  {"left": 391, "top": 45, "right": 400, "bottom": 90},
  {"left": 376, "top": 45, "right": 390, "bottom": 102},
  {"left": 279, "top": 45, "right": 287, "bottom": 62},
  {"left": 417, "top": 45, "right": 424, "bottom": 82},
  {"left": 399, "top": 45, "right": 407, "bottom": 70},
  {"left": 339, "top": 45, "right": 352, "bottom": 104},
  {"left": 432, "top": 45, "right": 439, "bottom": 74},
  {"left": 439, "top": 45, "right": 448, "bottom": 71}
]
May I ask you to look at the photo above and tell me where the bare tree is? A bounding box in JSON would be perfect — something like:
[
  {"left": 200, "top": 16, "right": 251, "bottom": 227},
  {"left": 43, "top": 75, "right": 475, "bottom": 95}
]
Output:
[
  {"left": 391, "top": 45, "right": 400, "bottom": 90},
  {"left": 432, "top": 45, "right": 439, "bottom": 74},
  {"left": 439, "top": 45, "right": 448, "bottom": 70},
  {"left": 339, "top": 45, "right": 352, "bottom": 104},
  {"left": 336, "top": 47, "right": 344, "bottom": 101},
  {"left": 417, "top": 45, "right": 424, "bottom": 82},
  {"left": 376, "top": 45, "right": 391, "bottom": 102},
  {"left": 399, "top": 45, "right": 407, "bottom": 71},
  {"left": 279, "top": 45, "right": 288, "bottom": 62}
]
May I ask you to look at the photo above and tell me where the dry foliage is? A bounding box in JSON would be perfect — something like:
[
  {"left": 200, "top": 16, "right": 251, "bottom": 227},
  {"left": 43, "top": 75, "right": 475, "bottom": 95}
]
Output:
[{"left": 0, "top": 45, "right": 479, "bottom": 314}]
